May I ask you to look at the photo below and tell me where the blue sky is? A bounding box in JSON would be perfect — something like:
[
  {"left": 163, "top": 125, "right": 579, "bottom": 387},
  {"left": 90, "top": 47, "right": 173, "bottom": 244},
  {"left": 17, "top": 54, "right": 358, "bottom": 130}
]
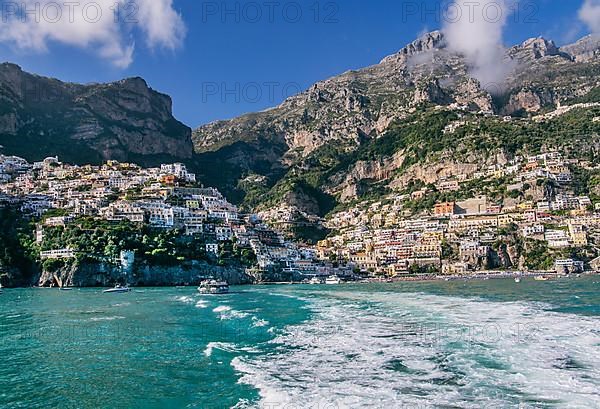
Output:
[{"left": 0, "top": 0, "right": 596, "bottom": 128}]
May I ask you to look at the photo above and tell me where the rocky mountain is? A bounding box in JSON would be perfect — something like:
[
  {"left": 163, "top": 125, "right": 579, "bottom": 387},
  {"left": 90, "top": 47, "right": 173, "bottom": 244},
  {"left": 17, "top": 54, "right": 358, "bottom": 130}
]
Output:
[
  {"left": 0, "top": 63, "right": 192, "bottom": 165},
  {"left": 192, "top": 32, "right": 600, "bottom": 240},
  {"left": 561, "top": 34, "right": 600, "bottom": 62},
  {"left": 194, "top": 32, "right": 600, "bottom": 157}
]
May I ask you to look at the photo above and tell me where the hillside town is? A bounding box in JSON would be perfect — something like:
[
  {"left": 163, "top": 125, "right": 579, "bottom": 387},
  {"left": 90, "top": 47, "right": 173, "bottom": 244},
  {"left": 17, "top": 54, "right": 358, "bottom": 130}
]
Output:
[
  {"left": 318, "top": 150, "right": 600, "bottom": 278},
  {"left": 0, "top": 154, "right": 330, "bottom": 283},
  {"left": 1, "top": 150, "right": 600, "bottom": 283}
]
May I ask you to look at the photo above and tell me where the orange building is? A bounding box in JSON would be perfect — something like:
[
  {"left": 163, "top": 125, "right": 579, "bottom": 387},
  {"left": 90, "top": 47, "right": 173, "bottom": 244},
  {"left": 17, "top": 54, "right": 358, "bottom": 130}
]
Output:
[
  {"left": 161, "top": 175, "right": 177, "bottom": 185},
  {"left": 434, "top": 202, "right": 456, "bottom": 216},
  {"left": 524, "top": 161, "right": 539, "bottom": 170}
]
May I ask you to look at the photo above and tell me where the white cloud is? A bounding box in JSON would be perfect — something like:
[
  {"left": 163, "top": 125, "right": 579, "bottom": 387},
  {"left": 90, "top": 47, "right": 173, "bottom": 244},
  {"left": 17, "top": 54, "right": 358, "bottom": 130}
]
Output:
[
  {"left": 443, "top": 0, "right": 512, "bottom": 89},
  {"left": 135, "top": 0, "right": 186, "bottom": 49},
  {"left": 579, "top": 0, "right": 600, "bottom": 34},
  {"left": 0, "top": 0, "right": 186, "bottom": 68}
]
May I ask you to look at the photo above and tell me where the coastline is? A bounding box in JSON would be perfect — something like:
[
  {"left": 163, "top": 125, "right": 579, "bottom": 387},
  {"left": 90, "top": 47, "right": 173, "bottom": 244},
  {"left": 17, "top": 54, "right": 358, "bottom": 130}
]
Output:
[
  {"left": 3, "top": 271, "right": 598, "bottom": 289},
  {"left": 226, "top": 270, "right": 600, "bottom": 286}
]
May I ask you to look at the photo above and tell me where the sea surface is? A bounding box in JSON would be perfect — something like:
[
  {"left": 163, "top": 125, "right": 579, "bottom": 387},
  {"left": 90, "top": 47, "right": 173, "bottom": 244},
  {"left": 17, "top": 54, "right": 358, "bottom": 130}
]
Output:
[{"left": 1, "top": 277, "right": 600, "bottom": 409}]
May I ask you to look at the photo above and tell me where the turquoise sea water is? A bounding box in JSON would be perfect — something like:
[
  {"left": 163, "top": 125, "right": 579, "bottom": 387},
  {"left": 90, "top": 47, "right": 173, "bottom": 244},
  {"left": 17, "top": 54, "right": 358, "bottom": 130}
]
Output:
[{"left": 1, "top": 277, "right": 599, "bottom": 408}]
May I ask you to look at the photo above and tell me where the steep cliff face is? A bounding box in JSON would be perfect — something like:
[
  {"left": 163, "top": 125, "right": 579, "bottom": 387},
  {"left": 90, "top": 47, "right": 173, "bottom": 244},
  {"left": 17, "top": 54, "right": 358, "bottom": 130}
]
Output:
[
  {"left": 192, "top": 32, "right": 600, "bottom": 226},
  {"left": 193, "top": 31, "right": 474, "bottom": 158},
  {"left": 0, "top": 206, "right": 38, "bottom": 287},
  {"left": 561, "top": 34, "right": 600, "bottom": 62},
  {"left": 38, "top": 261, "right": 252, "bottom": 287},
  {"left": 0, "top": 63, "right": 193, "bottom": 165}
]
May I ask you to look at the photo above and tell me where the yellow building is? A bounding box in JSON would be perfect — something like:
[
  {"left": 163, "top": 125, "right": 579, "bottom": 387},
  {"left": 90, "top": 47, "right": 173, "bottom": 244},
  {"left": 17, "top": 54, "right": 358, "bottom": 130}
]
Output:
[
  {"left": 350, "top": 252, "right": 378, "bottom": 271},
  {"left": 497, "top": 214, "right": 514, "bottom": 227},
  {"left": 185, "top": 200, "right": 201, "bottom": 209},
  {"left": 412, "top": 244, "right": 442, "bottom": 259},
  {"left": 568, "top": 223, "right": 588, "bottom": 246},
  {"left": 517, "top": 202, "right": 534, "bottom": 211},
  {"left": 422, "top": 231, "right": 444, "bottom": 242}
]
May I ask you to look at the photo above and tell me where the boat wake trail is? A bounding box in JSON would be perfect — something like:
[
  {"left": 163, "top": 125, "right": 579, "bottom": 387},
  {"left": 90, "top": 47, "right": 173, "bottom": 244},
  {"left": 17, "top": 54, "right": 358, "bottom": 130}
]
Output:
[{"left": 232, "top": 291, "right": 600, "bottom": 408}]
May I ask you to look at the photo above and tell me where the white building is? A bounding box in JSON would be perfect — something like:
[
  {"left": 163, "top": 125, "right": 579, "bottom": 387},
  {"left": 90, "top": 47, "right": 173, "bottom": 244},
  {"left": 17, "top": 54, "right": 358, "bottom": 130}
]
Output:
[
  {"left": 522, "top": 224, "right": 544, "bottom": 237},
  {"left": 215, "top": 226, "right": 233, "bottom": 241},
  {"left": 554, "top": 259, "right": 584, "bottom": 274},
  {"left": 206, "top": 243, "right": 219, "bottom": 255},
  {"left": 41, "top": 248, "right": 75, "bottom": 259},
  {"left": 101, "top": 201, "right": 145, "bottom": 223},
  {"left": 160, "top": 163, "right": 196, "bottom": 183},
  {"left": 545, "top": 230, "right": 570, "bottom": 248}
]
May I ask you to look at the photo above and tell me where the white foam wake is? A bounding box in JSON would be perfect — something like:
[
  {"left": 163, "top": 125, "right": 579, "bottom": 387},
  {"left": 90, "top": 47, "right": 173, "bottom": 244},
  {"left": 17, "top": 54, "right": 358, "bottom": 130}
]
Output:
[
  {"left": 251, "top": 317, "right": 270, "bottom": 328},
  {"left": 232, "top": 291, "right": 600, "bottom": 408},
  {"left": 204, "top": 342, "right": 261, "bottom": 358},
  {"left": 213, "top": 305, "right": 251, "bottom": 320},
  {"left": 89, "top": 316, "right": 126, "bottom": 322},
  {"left": 175, "top": 296, "right": 194, "bottom": 304},
  {"left": 195, "top": 300, "right": 208, "bottom": 309}
]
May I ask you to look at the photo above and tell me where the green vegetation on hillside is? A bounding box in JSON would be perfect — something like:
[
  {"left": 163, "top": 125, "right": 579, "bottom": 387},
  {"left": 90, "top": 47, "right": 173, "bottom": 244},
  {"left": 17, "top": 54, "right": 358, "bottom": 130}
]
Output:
[
  {"left": 40, "top": 218, "right": 255, "bottom": 271},
  {"left": 452, "top": 108, "right": 600, "bottom": 160},
  {"left": 356, "top": 109, "right": 459, "bottom": 167},
  {"left": 0, "top": 207, "right": 37, "bottom": 286},
  {"left": 572, "top": 87, "right": 600, "bottom": 104}
]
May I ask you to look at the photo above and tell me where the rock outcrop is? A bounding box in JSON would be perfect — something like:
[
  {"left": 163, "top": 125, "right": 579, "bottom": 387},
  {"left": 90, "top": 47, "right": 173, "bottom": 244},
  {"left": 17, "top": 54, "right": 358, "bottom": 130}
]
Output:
[
  {"left": 0, "top": 63, "right": 193, "bottom": 165},
  {"left": 38, "top": 261, "right": 252, "bottom": 287},
  {"left": 380, "top": 30, "right": 446, "bottom": 65},
  {"left": 562, "top": 35, "right": 600, "bottom": 62},
  {"left": 514, "top": 37, "right": 561, "bottom": 60}
]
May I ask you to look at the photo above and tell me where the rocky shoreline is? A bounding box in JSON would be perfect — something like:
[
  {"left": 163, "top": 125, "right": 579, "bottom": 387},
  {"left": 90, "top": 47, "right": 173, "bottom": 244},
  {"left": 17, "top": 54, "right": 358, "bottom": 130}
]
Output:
[
  {"left": 32, "top": 261, "right": 253, "bottom": 288},
  {"left": 3, "top": 266, "right": 597, "bottom": 289}
]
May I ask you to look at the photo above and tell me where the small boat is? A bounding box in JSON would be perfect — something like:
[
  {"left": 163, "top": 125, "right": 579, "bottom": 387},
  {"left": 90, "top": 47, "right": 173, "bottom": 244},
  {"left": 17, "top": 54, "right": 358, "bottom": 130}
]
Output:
[
  {"left": 308, "top": 277, "right": 323, "bottom": 285},
  {"left": 59, "top": 287, "right": 74, "bottom": 291},
  {"left": 0, "top": 283, "right": 3, "bottom": 294},
  {"left": 514, "top": 277, "right": 521, "bottom": 283},
  {"left": 325, "top": 275, "right": 342, "bottom": 285},
  {"left": 534, "top": 276, "right": 549, "bottom": 282},
  {"left": 103, "top": 284, "right": 132, "bottom": 294},
  {"left": 198, "top": 280, "right": 229, "bottom": 295}
]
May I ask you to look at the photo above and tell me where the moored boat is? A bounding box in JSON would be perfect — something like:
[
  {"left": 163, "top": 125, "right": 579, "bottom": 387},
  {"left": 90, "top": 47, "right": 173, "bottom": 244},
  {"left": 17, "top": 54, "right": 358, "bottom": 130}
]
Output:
[
  {"left": 534, "top": 276, "right": 549, "bottom": 281},
  {"left": 198, "top": 280, "right": 229, "bottom": 295},
  {"left": 325, "top": 275, "right": 342, "bottom": 285},
  {"left": 308, "top": 277, "right": 323, "bottom": 285}
]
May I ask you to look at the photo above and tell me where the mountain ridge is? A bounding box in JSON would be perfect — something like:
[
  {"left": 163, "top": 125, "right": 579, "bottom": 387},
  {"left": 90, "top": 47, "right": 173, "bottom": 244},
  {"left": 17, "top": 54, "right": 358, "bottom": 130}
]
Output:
[
  {"left": 0, "top": 62, "right": 193, "bottom": 166},
  {"left": 193, "top": 31, "right": 600, "bottom": 155}
]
